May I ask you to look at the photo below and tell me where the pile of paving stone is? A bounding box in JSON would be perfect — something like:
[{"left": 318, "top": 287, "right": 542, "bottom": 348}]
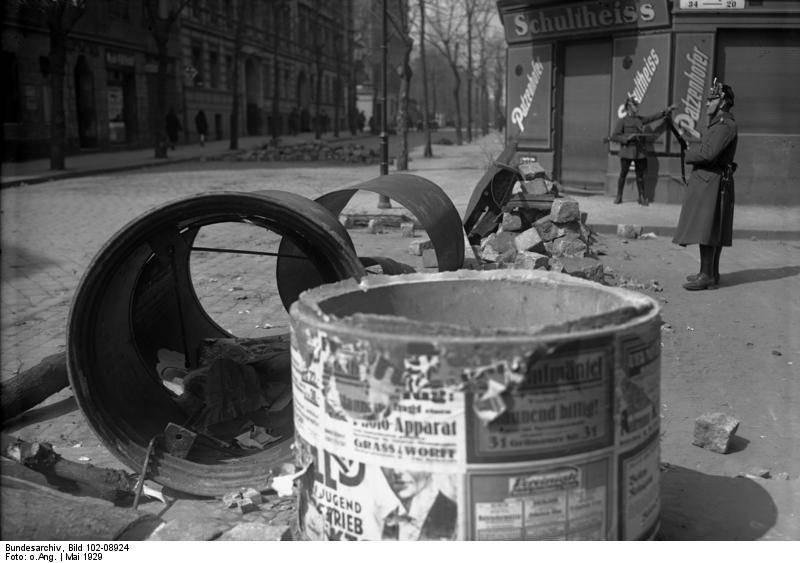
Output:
[
  {"left": 219, "top": 140, "right": 381, "bottom": 164},
  {"left": 468, "top": 183, "right": 604, "bottom": 283}
]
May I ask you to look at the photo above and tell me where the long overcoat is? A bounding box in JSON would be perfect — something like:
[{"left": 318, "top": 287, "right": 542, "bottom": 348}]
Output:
[
  {"left": 612, "top": 111, "right": 666, "bottom": 160},
  {"left": 673, "top": 111, "right": 738, "bottom": 246}
]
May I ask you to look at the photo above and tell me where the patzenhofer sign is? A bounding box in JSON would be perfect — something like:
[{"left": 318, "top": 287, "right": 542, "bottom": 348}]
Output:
[{"left": 503, "top": 0, "right": 670, "bottom": 43}]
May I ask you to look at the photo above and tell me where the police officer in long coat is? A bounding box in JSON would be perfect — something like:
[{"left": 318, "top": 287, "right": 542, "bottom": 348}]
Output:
[{"left": 673, "top": 80, "right": 738, "bottom": 290}]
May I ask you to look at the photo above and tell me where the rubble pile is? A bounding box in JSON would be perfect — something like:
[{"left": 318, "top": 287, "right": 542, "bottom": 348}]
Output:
[{"left": 218, "top": 140, "right": 381, "bottom": 164}]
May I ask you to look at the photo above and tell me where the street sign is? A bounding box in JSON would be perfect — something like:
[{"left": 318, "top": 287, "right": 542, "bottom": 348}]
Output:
[{"left": 679, "top": 0, "right": 746, "bottom": 9}]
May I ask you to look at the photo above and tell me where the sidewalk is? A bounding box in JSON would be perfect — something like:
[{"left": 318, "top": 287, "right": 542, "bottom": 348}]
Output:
[{"left": 0, "top": 131, "right": 371, "bottom": 188}]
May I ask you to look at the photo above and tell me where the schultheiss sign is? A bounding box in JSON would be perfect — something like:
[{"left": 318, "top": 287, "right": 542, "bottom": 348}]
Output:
[{"left": 503, "top": 0, "right": 670, "bottom": 43}]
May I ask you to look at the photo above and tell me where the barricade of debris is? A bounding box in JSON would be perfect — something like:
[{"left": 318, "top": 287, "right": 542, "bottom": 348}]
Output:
[
  {"left": 440, "top": 154, "right": 604, "bottom": 283},
  {"left": 215, "top": 139, "right": 381, "bottom": 164}
]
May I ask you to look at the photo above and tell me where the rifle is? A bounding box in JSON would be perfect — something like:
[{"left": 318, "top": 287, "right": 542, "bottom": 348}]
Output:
[
  {"left": 602, "top": 132, "right": 659, "bottom": 144},
  {"left": 664, "top": 114, "right": 688, "bottom": 184}
]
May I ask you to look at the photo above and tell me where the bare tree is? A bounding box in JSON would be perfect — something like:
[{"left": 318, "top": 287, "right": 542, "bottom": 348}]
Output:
[
  {"left": 387, "top": 0, "right": 414, "bottom": 170},
  {"left": 145, "top": 0, "right": 190, "bottom": 159},
  {"left": 228, "top": 0, "right": 246, "bottom": 150},
  {"left": 19, "top": 0, "right": 87, "bottom": 170},
  {"left": 428, "top": 0, "right": 465, "bottom": 145},
  {"left": 270, "top": 1, "right": 285, "bottom": 143},
  {"left": 418, "top": 0, "right": 432, "bottom": 157},
  {"left": 471, "top": 1, "right": 497, "bottom": 137}
]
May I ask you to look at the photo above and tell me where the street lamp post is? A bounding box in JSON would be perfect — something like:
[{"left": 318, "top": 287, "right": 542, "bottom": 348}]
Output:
[{"left": 377, "top": 0, "right": 391, "bottom": 208}]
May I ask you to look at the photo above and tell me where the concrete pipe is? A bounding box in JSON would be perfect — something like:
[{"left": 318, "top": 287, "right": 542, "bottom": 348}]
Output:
[{"left": 67, "top": 191, "right": 365, "bottom": 496}]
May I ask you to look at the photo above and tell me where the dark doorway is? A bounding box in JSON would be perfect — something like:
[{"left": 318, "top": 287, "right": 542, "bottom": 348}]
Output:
[
  {"left": 74, "top": 55, "right": 98, "bottom": 148},
  {"left": 558, "top": 40, "right": 612, "bottom": 190}
]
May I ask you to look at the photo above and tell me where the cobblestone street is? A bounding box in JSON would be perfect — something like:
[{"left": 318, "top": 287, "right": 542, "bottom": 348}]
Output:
[{"left": 1, "top": 135, "right": 798, "bottom": 540}]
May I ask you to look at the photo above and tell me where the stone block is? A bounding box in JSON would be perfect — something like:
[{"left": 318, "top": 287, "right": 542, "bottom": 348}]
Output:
[
  {"left": 408, "top": 239, "right": 433, "bottom": 256},
  {"left": 513, "top": 227, "right": 545, "bottom": 253},
  {"left": 498, "top": 248, "right": 518, "bottom": 264},
  {"left": 559, "top": 257, "right": 605, "bottom": 282},
  {"left": 693, "top": 412, "right": 740, "bottom": 454},
  {"left": 500, "top": 213, "right": 523, "bottom": 232},
  {"left": 617, "top": 224, "right": 643, "bottom": 239},
  {"left": 400, "top": 222, "right": 415, "bottom": 238},
  {"left": 522, "top": 178, "right": 549, "bottom": 195},
  {"left": 556, "top": 221, "right": 583, "bottom": 240},
  {"left": 512, "top": 251, "right": 549, "bottom": 270},
  {"left": 548, "top": 257, "right": 565, "bottom": 273},
  {"left": 533, "top": 217, "right": 560, "bottom": 242},
  {"left": 422, "top": 248, "right": 438, "bottom": 268},
  {"left": 550, "top": 237, "right": 588, "bottom": 258},
  {"left": 550, "top": 198, "right": 580, "bottom": 223}
]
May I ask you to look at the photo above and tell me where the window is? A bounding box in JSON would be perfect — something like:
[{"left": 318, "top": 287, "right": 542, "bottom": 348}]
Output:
[
  {"left": 2, "top": 51, "right": 21, "bottom": 123},
  {"left": 209, "top": 50, "right": 219, "bottom": 89},
  {"left": 191, "top": 42, "right": 204, "bottom": 87}
]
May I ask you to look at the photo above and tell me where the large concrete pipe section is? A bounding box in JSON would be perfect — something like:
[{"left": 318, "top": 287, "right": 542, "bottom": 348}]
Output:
[
  {"left": 67, "top": 191, "right": 365, "bottom": 496},
  {"left": 289, "top": 270, "right": 662, "bottom": 540}
]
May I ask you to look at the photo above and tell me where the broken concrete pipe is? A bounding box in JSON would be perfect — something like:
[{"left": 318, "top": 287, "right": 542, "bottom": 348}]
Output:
[
  {"left": 289, "top": 270, "right": 662, "bottom": 540},
  {"left": 66, "top": 191, "right": 366, "bottom": 497}
]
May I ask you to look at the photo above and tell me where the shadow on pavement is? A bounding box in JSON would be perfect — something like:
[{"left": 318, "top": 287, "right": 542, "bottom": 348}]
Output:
[
  {"left": 719, "top": 265, "right": 800, "bottom": 288},
  {"left": 0, "top": 245, "right": 60, "bottom": 281},
  {"left": 4, "top": 395, "right": 78, "bottom": 433},
  {"left": 658, "top": 464, "right": 777, "bottom": 540}
]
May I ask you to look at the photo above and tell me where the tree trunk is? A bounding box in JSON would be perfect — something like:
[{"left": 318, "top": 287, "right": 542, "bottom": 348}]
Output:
[
  {"left": 230, "top": 14, "right": 243, "bottom": 150},
  {"left": 271, "top": 3, "right": 281, "bottom": 142},
  {"left": 419, "top": 0, "right": 432, "bottom": 157},
  {"left": 154, "top": 39, "right": 169, "bottom": 158},
  {"left": 1, "top": 353, "right": 68, "bottom": 423},
  {"left": 466, "top": 11, "right": 473, "bottom": 144},
  {"left": 396, "top": 53, "right": 412, "bottom": 170},
  {"left": 450, "top": 61, "right": 462, "bottom": 145},
  {"left": 48, "top": 29, "right": 67, "bottom": 170}
]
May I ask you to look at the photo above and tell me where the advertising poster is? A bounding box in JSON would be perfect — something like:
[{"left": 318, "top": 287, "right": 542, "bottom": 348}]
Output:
[
  {"left": 618, "top": 435, "right": 660, "bottom": 539},
  {"left": 469, "top": 457, "right": 610, "bottom": 540},
  {"left": 671, "top": 33, "right": 715, "bottom": 146},
  {"left": 468, "top": 339, "right": 614, "bottom": 463},
  {"left": 296, "top": 436, "right": 463, "bottom": 541},
  {"left": 506, "top": 44, "right": 552, "bottom": 148},
  {"left": 616, "top": 325, "right": 661, "bottom": 450},
  {"left": 609, "top": 33, "right": 672, "bottom": 153},
  {"left": 292, "top": 329, "right": 466, "bottom": 469}
]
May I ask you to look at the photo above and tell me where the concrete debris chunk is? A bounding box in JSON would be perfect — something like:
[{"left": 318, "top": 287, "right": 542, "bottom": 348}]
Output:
[
  {"left": 533, "top": 217, "right": 560, "bottom": 242},
  {"left": 558, "top": 257, "right": 605, "bottom": 282},
  {"left": 513, "top": 227, "right": 544, "bottom": 253},
  {"left": 400, "top": 222, "right": 415, "bottom": 238},
  {"left": 550, "top": 198, "right": 580, "bottom": 223},
  {"left": 421, "top": 248, "right": 438, "bottom": 268},
  {"left": 512, "top": 251, "right": 549, "bottom": 270},
  {"left": 500, "top": 212, "right": 523, "bottom": 232},
  {"left": 408, "top": 238, "right": 433, "bottom": 256},
  {"left": 617, "top": 224, "right": 644, "bottom": 239},
  {"left": 549, "top": 237, "right": 588, "bottom": 258},
  {"left": 692, "top": 412, "right": 740, "bottom": 454}
]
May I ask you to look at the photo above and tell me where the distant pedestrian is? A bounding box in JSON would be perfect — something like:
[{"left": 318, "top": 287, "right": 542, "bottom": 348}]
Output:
[
  {"left": 610, "top": 96, "right": 674, "bottom": 205},
  {"left": 673, "top": 79, "right": 738, "bottom": 291},
  {"left": 194, "top": 110, "right": 209, "bottom": 147},
  {"left": 357, "top": 110, "right": 366, "bottom": 133},
  {"left": 165, "top": 109, "right": 182, "bottom": 150}
]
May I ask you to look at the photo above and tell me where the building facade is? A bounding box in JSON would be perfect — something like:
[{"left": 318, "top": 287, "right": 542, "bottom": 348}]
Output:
[
  {"left": 498, "top": 0, "right": 800, "bottom": 205},
  {"left": 2, "top": 0, "right": 356, "bottom": 160}
]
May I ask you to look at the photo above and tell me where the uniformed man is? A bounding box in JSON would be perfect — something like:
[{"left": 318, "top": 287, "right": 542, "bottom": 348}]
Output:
[
  {"left": 673, "top": 79, "right": 738, "bottom": 290},
  {"left": 610, "top": 96, "right": 674, "bottom": 205}
]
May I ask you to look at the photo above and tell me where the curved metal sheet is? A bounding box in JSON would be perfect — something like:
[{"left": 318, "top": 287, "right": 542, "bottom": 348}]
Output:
[{"left": 275, "top": 173, "right": 465, "bottom": 309}]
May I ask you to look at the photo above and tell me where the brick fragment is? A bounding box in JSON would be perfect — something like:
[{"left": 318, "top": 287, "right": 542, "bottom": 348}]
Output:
[
  {"left": 693, "top": 412, "right": 740, "bottom": 454},
  {"left": 550, "top": 198, "right": 580, "bottom": 223}
]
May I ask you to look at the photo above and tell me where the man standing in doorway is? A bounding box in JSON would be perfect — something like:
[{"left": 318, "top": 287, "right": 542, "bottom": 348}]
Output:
[
  {"left": 673, "top": 79, "right": 738, "bottom": 290},
  {"left": 610, "top": 96, "right": 674, "bottom": 205}
]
